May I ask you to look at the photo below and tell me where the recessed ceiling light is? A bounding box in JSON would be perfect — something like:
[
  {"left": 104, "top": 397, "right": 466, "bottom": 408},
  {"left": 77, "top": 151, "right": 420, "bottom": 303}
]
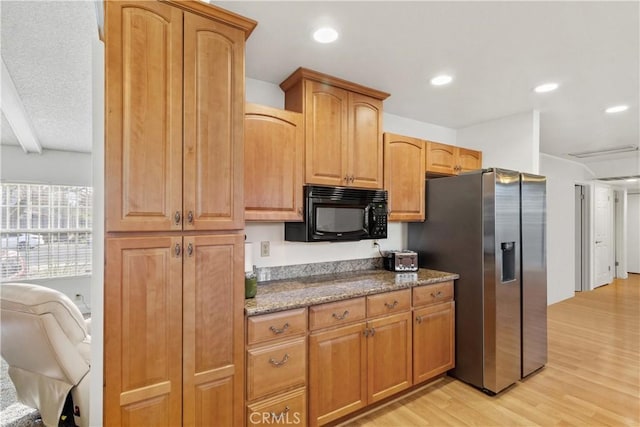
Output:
[
  {"left": 430, "top": 75, "right": 453, "bottom": 86},
  {"left": 313, "top": 27, "right": 338, "bottom": 43},
  {"left": 534, "top": 83, "right": 559, "bottom": 93},
  {"left": 626, "top": 178, "right": 638, "bottom": 182},
  {"left": 605, "top": 105, "right": 629, "bottom": 113}
]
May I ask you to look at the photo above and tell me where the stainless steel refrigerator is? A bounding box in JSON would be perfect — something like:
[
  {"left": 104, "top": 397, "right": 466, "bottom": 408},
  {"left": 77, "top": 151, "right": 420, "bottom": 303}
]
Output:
[{"left": 408, "top": 168, "right": 547, "bottom": 395}]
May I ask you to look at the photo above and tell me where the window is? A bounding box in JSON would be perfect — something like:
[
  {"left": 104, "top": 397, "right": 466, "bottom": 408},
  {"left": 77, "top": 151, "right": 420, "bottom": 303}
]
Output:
[{"left": 0, "top": 183, "right": 92, "bottom": 282}]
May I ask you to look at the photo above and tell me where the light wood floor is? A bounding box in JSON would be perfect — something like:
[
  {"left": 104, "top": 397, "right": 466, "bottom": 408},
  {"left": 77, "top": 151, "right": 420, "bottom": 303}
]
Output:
[{"left": 345, "top": 275, "right": 640, "bottom": 426}]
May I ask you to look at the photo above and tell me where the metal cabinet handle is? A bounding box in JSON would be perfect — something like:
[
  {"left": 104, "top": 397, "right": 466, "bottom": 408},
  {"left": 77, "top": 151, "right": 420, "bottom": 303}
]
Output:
[
  {"left": 349, "top": 175, "right": 355, "bottom": 183},
  {"left": 269, "top": 323, "right": 290, "bottom": 335},
  {"left": 370, "top": 327, "right": 375, "bottom": 336},
  {"left": 187, "top": 210, "right": 194, "bottom": 224},
  {"left": 595, "top": 240, "right": 602, "bottom": 244},
  {"left": 344, "top": 175, "right": 350, "bottom": 182},
  {"left": 270, "top": 406, "right": 290, "bottom": 419},
  {"left": 297, "top": 207, "right": 303, "bottom": 216},
  {"left": 187, "top": 243, "right": 193, "bottom": 257},
  {"left": 431, "top": 290, "right": 443, "bottom": 298},
  {"left": 364, "top": 328, "right": 370, "bottom": 337},
  {"left": 332, "top": 310, "right": 349, "bottom": 321},
  {"left": 384, "top": 300, "right": 399, "bottom": 309},
  {"left": 268, "top": 353, "right": 289, "bottom": 367},
  {"left": 416, "top": 315, "right": 424, "bottom": 324},
  {"left": 174, "top": 243, "right": 181, "bottom": 257},
  {"left": 174, "top": 211, "right": 181, "bottom": 225}
]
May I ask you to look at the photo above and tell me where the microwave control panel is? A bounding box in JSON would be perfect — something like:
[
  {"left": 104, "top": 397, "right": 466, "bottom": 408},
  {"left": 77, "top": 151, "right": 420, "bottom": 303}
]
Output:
[{"left": 370, "top": 203, "right": 388, "bottom": 238}]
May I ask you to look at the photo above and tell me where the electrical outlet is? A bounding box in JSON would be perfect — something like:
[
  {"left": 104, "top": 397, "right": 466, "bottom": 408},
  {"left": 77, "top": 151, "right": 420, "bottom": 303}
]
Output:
[
  {"left": 372, "top": 239, "right": 379, "bottom": 248},
  {"left": 260, "top": 241, "right": 270, "bottom": 257},
  {"left": 75, "top": 293, "right": 82, "bottom": 301}
]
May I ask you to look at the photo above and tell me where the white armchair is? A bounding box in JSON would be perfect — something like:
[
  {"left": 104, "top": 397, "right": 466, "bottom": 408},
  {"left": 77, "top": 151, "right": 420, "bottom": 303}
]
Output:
[{"left": 1, "top": 283, "right": 90, "bottom": 427}]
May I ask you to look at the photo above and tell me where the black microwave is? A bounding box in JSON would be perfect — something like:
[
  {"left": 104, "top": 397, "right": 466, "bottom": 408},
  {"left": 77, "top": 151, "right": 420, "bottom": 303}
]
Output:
[{"left": 285, "top": 185, "right": 388, "bottom": 242}]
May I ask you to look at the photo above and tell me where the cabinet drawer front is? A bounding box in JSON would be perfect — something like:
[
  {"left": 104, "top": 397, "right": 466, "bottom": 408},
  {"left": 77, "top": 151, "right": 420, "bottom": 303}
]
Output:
[
  {"left": 367, "top": 289, "right": 411, "bottom": 318},
  {"left": 413, "top": 281, "right": 454, "bottom": 307},
  {"left": 247, "top": 308, "right": 307, "bottom": 346},
  {"left": 309, "top": 297, "right": 366, "bottom": 331},
  {"left": 247, "top": 338, "right": 306, "bottom": 401},
  {"left": 247, "top": 388, "right": 307, "bottom": 426}
]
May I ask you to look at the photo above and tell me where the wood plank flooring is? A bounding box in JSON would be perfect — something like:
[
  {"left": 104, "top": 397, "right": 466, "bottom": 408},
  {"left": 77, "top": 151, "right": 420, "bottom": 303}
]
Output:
[{"left": 344, "top": 275, "right": 640, "bottom": 426}]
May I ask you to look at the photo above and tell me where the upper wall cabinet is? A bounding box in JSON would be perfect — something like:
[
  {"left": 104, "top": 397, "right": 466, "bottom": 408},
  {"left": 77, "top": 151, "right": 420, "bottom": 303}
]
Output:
[
  {"left": 280, "top": 68, "right": 390, "bottom": 189},
  {"left": 244, "top": 103, "right": 304, "bottom": 221},
  {"left": 383, "top": 133, "right": 425, "bottom": 222},
  {"left": 426, "top": 141, "right": 482, "bottom": 176},
  {"left": 105, "top": 1, "right": 254, "bottom": 232}
]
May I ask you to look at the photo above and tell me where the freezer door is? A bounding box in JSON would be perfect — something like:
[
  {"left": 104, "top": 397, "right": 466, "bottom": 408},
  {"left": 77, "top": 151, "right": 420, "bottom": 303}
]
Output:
[
  {"left": 482, "top": 169, "right": 521, "bottom": 394},
  {"left": 521, "top": 173, "right": 548, "bottom": 377}
]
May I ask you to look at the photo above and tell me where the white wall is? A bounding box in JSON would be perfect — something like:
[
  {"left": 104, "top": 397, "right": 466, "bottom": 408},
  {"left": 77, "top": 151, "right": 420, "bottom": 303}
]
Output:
[
  {"left": 540, "top": 153, "right": 595, "bottom": 304},
  {"left": 89, "top": 36, "right": 105, "bottom": 427},
  {"left": 584, "top": 153, "right": 640, "bottom": 178},
  {"left": 627, "top": 193, "right": 640, "bottom": 273},
  {"left": 244, "top": 78, "right": 458, "bottom": 268},
  {"left": 1, "top": 145, "right": 91, "bottom": 186},
  {"left": 457, "top": 110, "right": 540, "bottom": 174}
]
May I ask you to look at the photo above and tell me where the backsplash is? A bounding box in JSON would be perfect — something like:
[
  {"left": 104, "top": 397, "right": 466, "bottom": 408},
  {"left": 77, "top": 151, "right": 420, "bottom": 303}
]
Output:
[{"left": 255, "top": 257, "right": 384, "bottom": 282}]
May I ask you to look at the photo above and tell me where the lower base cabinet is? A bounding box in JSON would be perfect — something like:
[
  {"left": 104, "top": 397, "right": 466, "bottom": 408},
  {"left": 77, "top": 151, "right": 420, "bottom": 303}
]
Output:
[
  {"left": 247, "top": 388, "right": 307, "bottom": 426},
  {"left": 308, "top": 292, "right": 413, "bottom": 427},
  {"left": 413, "top": 302, "right": 455, "bottom": 384}
]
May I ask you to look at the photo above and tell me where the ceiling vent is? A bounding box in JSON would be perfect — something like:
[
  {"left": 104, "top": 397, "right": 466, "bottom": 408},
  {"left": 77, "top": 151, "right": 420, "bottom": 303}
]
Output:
[
  {"left": 568, "top": 145, "right": 638, "bottom": 158},
  {"left": 597, "top": 175, "right": 640, "bottom": 182}
]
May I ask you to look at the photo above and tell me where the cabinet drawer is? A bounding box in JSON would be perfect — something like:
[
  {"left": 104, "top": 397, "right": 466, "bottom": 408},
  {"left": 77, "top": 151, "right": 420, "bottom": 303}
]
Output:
[
  {"left": 247, "top": 338, "right": 306, "bottom": 401},
  {"left": 413, "top": 281, "right": 453, "bottom": 307},
  {"left": 367, "top": 289, "right": 411, "bottom": 318},
  {"left": 247, "top": 388, "right": 307, "bottom": 426},
  {"left": 247, "top": 308, "right": 307, "bottom": 346},
  {"left": 309, "top": 297, "right": 366, "bottom": 331}
]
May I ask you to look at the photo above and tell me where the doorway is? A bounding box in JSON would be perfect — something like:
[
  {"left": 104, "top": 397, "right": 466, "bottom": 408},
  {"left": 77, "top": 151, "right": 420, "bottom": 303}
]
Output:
[{"left": 574, "top": 185, "right": 589, "bottom": 292}]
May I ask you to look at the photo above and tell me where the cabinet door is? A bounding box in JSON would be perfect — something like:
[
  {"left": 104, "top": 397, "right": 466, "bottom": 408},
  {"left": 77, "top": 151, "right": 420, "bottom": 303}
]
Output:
[
  {"left": 105, "top": 1, "right": 183, "bottom": 232},
  {"left": 383, "top": 133, "right": 425, "bottom": 221},
  {"left": 104, "top": 236, "right": 183, "bottom": 427},
  {"left": 183, "top": 12, "right": 245, "bottom": 231},
  {"left": 304, "top": 80, "right": 349, "bottom": 187},
  {"left": 457, "top": 147, "right": 483, "bottom": 173},
  {"left": 309, "top": 322, "right": 367, "bottom": 426},
  {"left": 425, "top": 141, "right": 456, "bottom": 176},
  {"left": 367, "top": 312, "right": 412, "bottom": 403},
  {"left": 413, "top": 302, "right": 455, "bottom": 384},
  {"left": 245, "top": 104, "right": 304, "bottom": 221},
  {"left": 348, "top": 93, "right": 384, "bottom": 189},
  {"left": 182, "top": 233, "right": 244, "bottom": 427}
]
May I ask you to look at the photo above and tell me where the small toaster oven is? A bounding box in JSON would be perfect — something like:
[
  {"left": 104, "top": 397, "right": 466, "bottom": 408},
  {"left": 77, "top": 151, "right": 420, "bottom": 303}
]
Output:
[{"left": 383, "top": 250, "right": 418, "bottom": 272}]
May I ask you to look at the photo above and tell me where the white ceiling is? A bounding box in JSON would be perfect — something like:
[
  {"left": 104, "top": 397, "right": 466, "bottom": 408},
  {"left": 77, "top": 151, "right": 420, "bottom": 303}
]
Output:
[{"left": 0, "top": 1, "right": 638, "bottom": 170}]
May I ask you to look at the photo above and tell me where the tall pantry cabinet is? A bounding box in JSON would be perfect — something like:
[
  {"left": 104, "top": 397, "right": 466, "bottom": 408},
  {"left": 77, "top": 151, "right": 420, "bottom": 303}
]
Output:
[{"left": 103, "top": 1, "right": 256, "bottom": 426}]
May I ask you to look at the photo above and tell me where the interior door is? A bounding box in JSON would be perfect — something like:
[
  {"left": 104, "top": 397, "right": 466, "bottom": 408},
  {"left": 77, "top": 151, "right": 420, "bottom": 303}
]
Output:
[
  {"left": 627, "top": 193, "right": 640, "bottom": 273},
  {"left": 593, "top": 185, "right": 613, "bottom": 288}
]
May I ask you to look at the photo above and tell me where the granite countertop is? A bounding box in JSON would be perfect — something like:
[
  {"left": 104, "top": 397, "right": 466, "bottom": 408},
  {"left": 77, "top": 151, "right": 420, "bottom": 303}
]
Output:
[{"left": 245, "top": 268, "right": 459, "bottom": 316}]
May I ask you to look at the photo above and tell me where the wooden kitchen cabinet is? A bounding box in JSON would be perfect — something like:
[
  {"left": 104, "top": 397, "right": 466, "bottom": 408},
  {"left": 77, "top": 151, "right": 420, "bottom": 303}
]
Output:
[
  {"left": 280, "top": 68, "right": 389, "bottom": 189},
  {"left": 383, "top": 133, "right": 426, "bottom": 222},
  {"left": 426, "top": 141, "right": 482, "bottom": 176},
  {"left": 309, "top": 322, "right": 368, "bottom": 426},
  {"left": 105, "top": 233, "right": 245, "bottom": 426},
  {"left": 367, "top": 311, "right": 413, "bottom": 403},
  {"left": 106, "top": 1, "right": 249, "bottom": 232},
  {"left": 413, "top": 282, "right": 455, "bottom": 385},
  {"left": 244, "top": 103, "right": 304, "bottom": 221},
  {"left": 309, "top": 291, "right": 412, "bottom": 426},
  {"left": 104, "top": 1, "right": 255, "bottom": 426}
]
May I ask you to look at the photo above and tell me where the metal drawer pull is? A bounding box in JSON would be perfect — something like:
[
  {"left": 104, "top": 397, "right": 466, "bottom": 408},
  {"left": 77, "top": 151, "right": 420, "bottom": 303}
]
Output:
[
  {"left": 384, "top": 300, "right": 399, "bottom": 309},
  {"left": 416, "top": 315, "right": 424, "bottom": 324},
  {"left": 268, "top": 353, "right": 289, "bottom": 367},
  {"left": 332, "top": 310, "right": 349, "bottom": 320},
  {"left": 370, "top": 327, "right": 375, "bottom": 336},
  {"left": 431, "top": 290, "right": 443, "bottom": 298},
  {"left": 269, "top": 323, "right": 290, "bottom": 335},
  {"left": 271, "top": 406, "right": 290, "bottom": 419}
]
